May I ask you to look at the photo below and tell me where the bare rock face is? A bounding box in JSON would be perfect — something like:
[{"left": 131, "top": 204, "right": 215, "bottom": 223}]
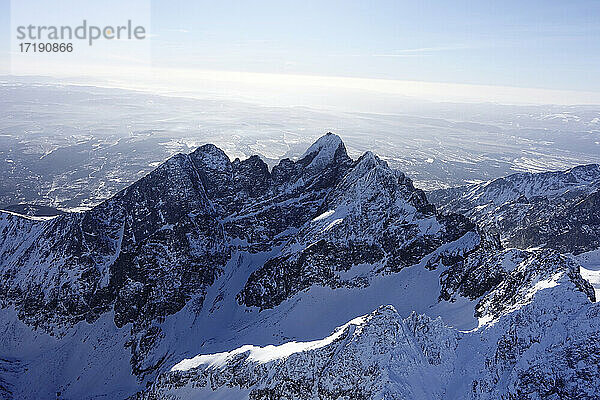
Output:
[{"left": 238, "top": 151, "right": 476, "bottom": 310}]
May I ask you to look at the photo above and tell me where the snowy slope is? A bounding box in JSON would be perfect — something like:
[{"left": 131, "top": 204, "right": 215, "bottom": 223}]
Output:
[
  {"left": 142, "top": 306, "right": 457, "bottom": 400},
  {"left": 139, "top": 251, "right": 597, "bottom": 400},
  {"left": 577, "top": 248, "right": 600, "bottom": 300}
]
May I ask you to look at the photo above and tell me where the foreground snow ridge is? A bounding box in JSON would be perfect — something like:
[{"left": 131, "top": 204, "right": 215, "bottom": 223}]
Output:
[
  {"left": 145, "top": 306, "right": 459, "bottom": 400},
  {"left": 171, "top": 314, "right": 367, "bottom": 371}
]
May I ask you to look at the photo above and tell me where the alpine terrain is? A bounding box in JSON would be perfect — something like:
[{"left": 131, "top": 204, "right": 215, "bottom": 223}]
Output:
[{"left": 0, "top": 133, "right": 598, "bottom": 399}]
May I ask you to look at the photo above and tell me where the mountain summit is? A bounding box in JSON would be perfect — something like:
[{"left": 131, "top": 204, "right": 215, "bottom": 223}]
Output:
[{"left": 300, "top": 132, "right": 351, "bottom": 170}]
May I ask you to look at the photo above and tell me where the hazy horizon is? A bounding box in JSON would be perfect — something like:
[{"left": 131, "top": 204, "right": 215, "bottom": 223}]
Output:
[{"left": 2, "top": 0, "right": 600, "bottom": 106}]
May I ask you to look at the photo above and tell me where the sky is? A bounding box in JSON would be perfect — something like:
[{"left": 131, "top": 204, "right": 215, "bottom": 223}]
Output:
[
  {"left": 149, "top": 0, "right": 600, "bottom": 91},
  {"left": 1, "top": 0, "right": 599, "bottom": 104}
]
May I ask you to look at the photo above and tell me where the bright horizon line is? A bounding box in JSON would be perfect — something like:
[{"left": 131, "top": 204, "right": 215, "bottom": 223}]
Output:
[{"left": 5, "top": 64, "right": 600, "bottom": 107}]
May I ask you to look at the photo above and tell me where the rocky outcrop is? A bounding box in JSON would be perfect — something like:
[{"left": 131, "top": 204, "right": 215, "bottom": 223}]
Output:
[{"left": 238, "top": 152, "right": 476, "bottom": 309}]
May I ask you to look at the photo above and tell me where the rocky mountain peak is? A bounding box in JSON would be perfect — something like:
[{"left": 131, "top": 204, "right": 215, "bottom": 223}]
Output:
[
  {"left": 238, "top": 142, "right": 477, "bottom": 309},
  {"left": 566, "top": 163, "right": 600, "bottom": 180},
  {"left": 299, "top": 132, "right": 352, "bottom": 170},
  {"left": 191, "top": 144, "right": 231, "bottom": 166},
  {"left": 352, "top": 150, "right": 386, "bottom": 171},
  {"left": 301, "top": 132, "right": 343, "bottom": 156}
]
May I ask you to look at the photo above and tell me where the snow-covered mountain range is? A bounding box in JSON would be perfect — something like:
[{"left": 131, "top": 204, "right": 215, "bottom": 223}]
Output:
[
  {"left": 429, "top": 165, "right": 600, "bottom": 254},
  {"left": 0, "top": 134, "right": 598, "bottom": 399}
]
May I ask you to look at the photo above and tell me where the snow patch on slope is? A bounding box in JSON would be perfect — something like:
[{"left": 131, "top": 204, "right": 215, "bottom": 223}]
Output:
[
  {"left": 577, "top": 248, "right": 600, "bottom": 301},
  {"left": 172, "top": 315, "right": 366, "bottom": 371}
]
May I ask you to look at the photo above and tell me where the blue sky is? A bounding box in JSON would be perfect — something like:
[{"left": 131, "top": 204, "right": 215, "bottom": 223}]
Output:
[
  {"left": 1, "top": 0, "right": 599, "bottom": 97},
  {"left": 148, "top": 0, "right": 600, "bottom": 92}
]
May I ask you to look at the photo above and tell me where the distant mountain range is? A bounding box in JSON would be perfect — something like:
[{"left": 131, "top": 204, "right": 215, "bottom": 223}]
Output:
[
  {"left": 429, "top": 164, "right": 600, "bottom": 255},
  {"left": 0, "top": 134, "right": 598, "bottom": 399}
]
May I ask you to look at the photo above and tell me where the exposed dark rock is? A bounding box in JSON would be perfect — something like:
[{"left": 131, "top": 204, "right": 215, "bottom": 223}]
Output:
[{"left": 239, "top": 151, "right": 477, "bottom": 309}]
